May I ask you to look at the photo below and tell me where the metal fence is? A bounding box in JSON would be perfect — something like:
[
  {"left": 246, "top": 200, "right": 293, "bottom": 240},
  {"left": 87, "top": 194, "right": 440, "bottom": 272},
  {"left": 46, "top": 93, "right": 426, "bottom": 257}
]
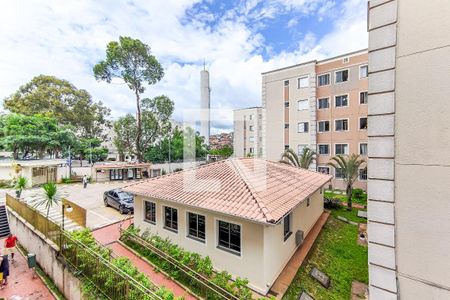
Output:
[{"left": 62, "top": 198, "right": 86, "bottom": 227}]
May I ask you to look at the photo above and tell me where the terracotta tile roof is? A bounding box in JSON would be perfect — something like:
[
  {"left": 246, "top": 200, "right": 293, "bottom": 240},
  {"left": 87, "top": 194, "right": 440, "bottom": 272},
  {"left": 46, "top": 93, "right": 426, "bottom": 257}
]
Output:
[{"left": 123, "top": 158, "right": 332, "bottom": 224}]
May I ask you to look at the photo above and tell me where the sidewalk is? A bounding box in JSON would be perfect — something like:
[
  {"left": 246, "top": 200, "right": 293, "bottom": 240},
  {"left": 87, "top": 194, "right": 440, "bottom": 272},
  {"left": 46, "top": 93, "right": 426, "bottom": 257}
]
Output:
[
  {"left": 92, "top": 220, "right": 196, "bottom": 300},
  {"left": 0, "top": 238, "right": 55, "bottom": 300}
]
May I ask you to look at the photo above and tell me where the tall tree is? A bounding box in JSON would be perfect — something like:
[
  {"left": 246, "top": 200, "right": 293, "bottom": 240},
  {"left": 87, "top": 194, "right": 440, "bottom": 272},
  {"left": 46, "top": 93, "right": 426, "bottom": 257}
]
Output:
[
  {"left": 3, "top": 75, "right": 111, "bottom": 138},
  {"left": 279, "top": 147, "right": 316, "bottom": 169},
  {"left": 113, "top": 114, "right": 137, "bottom": 161},
  {"left": 93, "top": 36, "right": 164, "bottom": 161},
  {"left": 327, "top": 154, "right": 366, "bottom": 210}
]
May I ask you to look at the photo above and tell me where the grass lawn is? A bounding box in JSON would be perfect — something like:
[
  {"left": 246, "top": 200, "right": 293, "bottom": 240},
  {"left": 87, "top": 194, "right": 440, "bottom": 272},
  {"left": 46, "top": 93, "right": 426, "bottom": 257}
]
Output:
[
  {"left": 283, "top": 216, "right": 368, "bottom": 300},
  {"left": 324, "top": 190, "right": 367, "bottom": 206},
  {"left": 330, "top": 206, "right": 367, "bottom": 224}
]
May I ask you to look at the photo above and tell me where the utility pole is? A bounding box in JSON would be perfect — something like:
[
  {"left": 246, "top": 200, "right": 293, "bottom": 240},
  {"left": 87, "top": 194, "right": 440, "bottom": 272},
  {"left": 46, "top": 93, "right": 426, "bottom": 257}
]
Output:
[
  {"left": 68, "top": 145, "right": 72, "bottom": 178},
  {"left": 168, "top": 134, "right": 172, "bottom": 173},
  {"left": 89, "top": 141, "right": 93, "bottom": 166}
]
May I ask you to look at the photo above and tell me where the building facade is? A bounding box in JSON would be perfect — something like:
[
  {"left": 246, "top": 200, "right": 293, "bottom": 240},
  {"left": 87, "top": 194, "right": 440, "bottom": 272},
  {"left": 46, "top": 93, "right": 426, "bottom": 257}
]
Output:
[
  {"left": 367, "top": 0, "right": 450, "bottom": 299},
  {"left": 233, "top": 107, "right": 263, "bottom": 158},
  {"left": 258, "top": 50, "right": 368, "bottom": 189}
]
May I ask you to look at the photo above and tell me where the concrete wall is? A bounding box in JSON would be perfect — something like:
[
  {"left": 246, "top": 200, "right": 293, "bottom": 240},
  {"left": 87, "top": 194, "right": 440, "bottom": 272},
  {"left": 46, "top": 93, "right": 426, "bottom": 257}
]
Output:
[
  {"left": 263, "top": 189, "right": 324, "bottom": 289},
  {"left": 7, "top": 209, "right": 83, "bottom": 300}
]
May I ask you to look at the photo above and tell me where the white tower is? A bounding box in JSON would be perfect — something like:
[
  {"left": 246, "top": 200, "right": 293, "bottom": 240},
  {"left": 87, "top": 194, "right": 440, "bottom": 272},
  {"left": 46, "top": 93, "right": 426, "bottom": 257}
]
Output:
[{"left": 200, "top": 65, "right": 211, "bottom": 145}]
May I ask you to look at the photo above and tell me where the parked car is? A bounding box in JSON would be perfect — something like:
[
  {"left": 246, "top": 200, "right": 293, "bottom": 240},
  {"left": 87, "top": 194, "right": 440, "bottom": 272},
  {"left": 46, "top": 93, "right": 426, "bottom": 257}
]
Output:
[{"left": 103, "top": 189, "right": 134, "bottom": 214}]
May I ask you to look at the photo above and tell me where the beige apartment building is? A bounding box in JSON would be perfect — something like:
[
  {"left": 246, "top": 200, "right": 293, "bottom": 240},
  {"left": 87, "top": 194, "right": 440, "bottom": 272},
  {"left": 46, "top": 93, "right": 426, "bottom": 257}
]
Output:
[
  {"left": 259, "top": 50, "right": 368, "bottom": 189},
  {"left": 367, "top": 0, "right": 450, "bottom": 299},
  {"left": 233, "top": 107, "right": 263, "bottom": 157}
]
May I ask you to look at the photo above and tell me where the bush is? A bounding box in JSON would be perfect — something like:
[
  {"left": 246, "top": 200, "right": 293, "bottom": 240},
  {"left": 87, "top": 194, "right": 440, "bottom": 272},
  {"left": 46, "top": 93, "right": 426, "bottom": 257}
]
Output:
[
  {"left": 0, "top": 179, "right": 13, "bottom": 188},
  {"left": 61, "top": 177, "right": 72, "bottom": 184},
  {"left": 351, "top": 188, "right": 367, "bottom": 205},
  {"left": 324, "top": 197, "right": 341, "bottom": 209}
]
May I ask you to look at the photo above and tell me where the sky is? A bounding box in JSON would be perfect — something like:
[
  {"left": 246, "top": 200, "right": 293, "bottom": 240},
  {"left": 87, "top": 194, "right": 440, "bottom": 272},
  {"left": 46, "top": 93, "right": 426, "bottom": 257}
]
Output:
[{"left": 0, "top": 0, "right": 368, "bottom": 134}]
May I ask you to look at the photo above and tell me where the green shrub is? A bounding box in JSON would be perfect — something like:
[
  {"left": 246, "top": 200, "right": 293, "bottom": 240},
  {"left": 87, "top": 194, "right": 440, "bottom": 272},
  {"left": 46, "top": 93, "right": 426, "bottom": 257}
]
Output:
[
  {"left": 61, "top": 177, "right": 72, "bottom": 184},
  {"left": 0, "top": 179, "right": 13, "bottom": 188}
]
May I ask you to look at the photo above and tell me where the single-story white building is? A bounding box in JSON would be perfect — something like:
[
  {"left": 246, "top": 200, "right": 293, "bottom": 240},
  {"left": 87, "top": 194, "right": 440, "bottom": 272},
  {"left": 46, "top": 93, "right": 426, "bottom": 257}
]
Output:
[
  {"left": 0, "top": 159, "right": 68, "bottom": 187},
  {"left": 124, "top": 158, "right": 332, "bottom": 295},
  {"left": 92, "top": 162, "right": 157, "bottom": 182}
]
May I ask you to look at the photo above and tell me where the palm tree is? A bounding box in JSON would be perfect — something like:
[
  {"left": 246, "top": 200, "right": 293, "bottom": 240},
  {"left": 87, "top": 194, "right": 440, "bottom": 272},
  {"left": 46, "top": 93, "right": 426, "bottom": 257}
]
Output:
[
  {"left": 328, "top": 154, "right": 365, "bottom": 210},
  {"left": 15, "top": 176, "right": 27, "bottom": 198},
  {"left": 280, "top": 147, "right": 316, "bottom": 169},
  {"left": 36, "top": 182, "right": 60, "bottom": 218}
]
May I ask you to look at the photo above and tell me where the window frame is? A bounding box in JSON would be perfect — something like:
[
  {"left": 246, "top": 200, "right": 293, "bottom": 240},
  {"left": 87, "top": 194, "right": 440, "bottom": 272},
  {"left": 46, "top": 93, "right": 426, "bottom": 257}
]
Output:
[
  {"left": 334, "top": 118, "right": 349, "bottom": 132},
  {"left": 283, "top": 213, "right": 292, "bottom": 241},
  {"left": 334, "top": 69, "right": 349, "bottom": 84},
  {"left": 216, "top": 219, "right": 242, "bottom": 256},
  {"left": 359, "top": 65, "right": 368, "bottom": 79},
  {"left": 359, "top": 168, "right": 368, "bottom": 181},
  {"left": 297, "top": 75, "right": 309, "bottom": 89},
  {"left": 360, "top": 91, "right": 368, "bottom": 104},
  {"left": 186, "top": 211, "right": 206, "bottom": 243},
  {"left": 144, "top": 201, "right": 156, "bottom": 225},
  {"left": 297, "top": 144, "right": 308, "bottom": 156},
  {"left": 297, "top": 99, "right": 309, "bottom": 111},
  {"left": 318, "top": 120, "right": 330, "bottom": 133},
  {"left": 318, "top": 144, "right": 330, "bottom": 155},
  {"left": 359, "top": 143, "right": 368, "bottom": 156},
  {"left": 359, "top": 117, "right": 368, "bottom": 130},
  {"left": 163, "top": 206, "right": 178, "bottom": 233},
  {"left": 335, "top": 94, "right": 349, "bottom": 108},
  {"left": 335, "top": 167, "right": 345, "bottom": 179},
  {"left": 317, "top": 73, "right": 330, "bottom": 86},
  {"left": 317, "top": 97, "right": 330, "bottom": 109},
  {"left": 317, "top": 166, "right": 330, "bottom": 174},
  {"left": 297, "top": 122, "right": 309, "bottom": 133},
  {"left": 334, "top": 143, "right": 349, "bottom": 155}
]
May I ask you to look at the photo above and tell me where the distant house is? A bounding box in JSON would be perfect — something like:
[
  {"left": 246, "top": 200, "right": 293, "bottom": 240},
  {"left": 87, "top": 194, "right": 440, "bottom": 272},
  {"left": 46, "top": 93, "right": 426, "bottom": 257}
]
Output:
[
  {"left": 0, "top": 159, "right": 68, "bottom": 187},
  {"left": 92, "top": 162, "right": 158, "bottom": 182},
  {"left": 124, "top": 158, "right": 331, "bottom": 294}
]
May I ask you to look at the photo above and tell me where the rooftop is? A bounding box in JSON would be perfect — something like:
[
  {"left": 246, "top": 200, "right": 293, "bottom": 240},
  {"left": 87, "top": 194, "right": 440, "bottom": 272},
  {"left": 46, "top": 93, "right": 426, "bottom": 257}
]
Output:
[{"left": 124, "top": 158, "right": 332, "bottom": 224}]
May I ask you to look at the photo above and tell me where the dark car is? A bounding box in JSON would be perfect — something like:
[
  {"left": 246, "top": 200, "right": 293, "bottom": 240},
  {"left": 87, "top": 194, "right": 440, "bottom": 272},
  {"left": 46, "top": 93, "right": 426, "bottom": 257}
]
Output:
[{"left": 103, "top": 189, "right": 134, "bottom": 214}]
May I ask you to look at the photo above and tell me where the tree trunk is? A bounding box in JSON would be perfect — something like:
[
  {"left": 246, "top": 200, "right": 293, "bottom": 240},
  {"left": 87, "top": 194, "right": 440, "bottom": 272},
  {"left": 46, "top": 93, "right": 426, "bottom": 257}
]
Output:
[
  {"left": 346, "top": 183, "right": 352, "bottom": 211},
  {"left": 135, "top": 89, "right": 142, "bottom": 162}
]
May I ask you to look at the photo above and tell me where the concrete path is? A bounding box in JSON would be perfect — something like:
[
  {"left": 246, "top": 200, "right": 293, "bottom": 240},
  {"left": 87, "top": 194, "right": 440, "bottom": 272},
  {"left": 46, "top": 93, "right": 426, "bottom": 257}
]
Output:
[
  {"left": 0, "top": 238, "right": 56, "bottom": 300},
  {"left": 269, "top": 211, "right": 330, "bottom": 299},
  {"left": 92, "top": 220, "right": 197, "bottom": 300}
]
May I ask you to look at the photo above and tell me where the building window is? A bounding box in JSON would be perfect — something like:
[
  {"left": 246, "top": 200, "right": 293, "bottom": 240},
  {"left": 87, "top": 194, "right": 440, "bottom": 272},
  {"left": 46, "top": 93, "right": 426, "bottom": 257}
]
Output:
[
  {"left": 259, "top": 114, "right": 262, "bottom": 119},
  {"left": 359, "top": 117, "right": 368, "bottom": 130},
  {"left": 187, "top": 212, "right": 205, "bottom": 242},
  {"left": 360, "top": 91, "right": 368, "bottom": 104},
  {"left": 335, "top": 69, "right": 349, "bottom": 83},
  {"left": 317, "top": 97, "right": 329, "bottom": 109},
  {"left": 144, "top": 201, "right": 156, "bottom": 224},
  {"left": 360, "top": 65, "right": 368, "bottom": 78},
  {"left": 359, "top": 168, "right": 368, "bottom": 181},
  {"left": 360, "top": 143, "right": 368, "bottom": 156},
  {"left": 249, "top": 136, "right": 255, "bottom": 142},
  {"left": 109, "top": 169, "right": 123, "bottom": 181},
  {"left": 297, "top": 99, "right": 308, "bottom": 110},
  {"left": 284, "top": 80, "right": 289, "bottom": 86},
  {"left": 249, "top": 125, "right": 254, "bottom": 132},
  {"left": 335, "top": 144, "right": 349, "bottom": 155},
  {"left": 285, "top": 145, "right": 289, "bottom": 150},
  {"left": 285, "top": 123, "right": 289, "bottom": 129},
  {"left": 335, "top": 168, "right": 345, "bottom": 179},
  {"left": 307, "top": 198, "right": 310, "bottom": 207},
  {"left": 285, "top": 102, "right": 290, "bottom": 108},
  {"left": 283, "top": 213, "right": 292, "bottom": 241},
  {"left": 318, "top": 121, "right": 330, "bottom": 132},
  {"left": 164, "top": 207, "right": 178, "bottom": 232},
  {"left": 318, "top": 166, "right": 330, "bottom": 174},
  {"left": 218, "top": 220, "right": 241, "bottom": 255},
  {"left": 335, "top": 119, "right": 349, "bottom": 131},
  {"left": 318, "top": 144, "right": 329, "bottom": 155},
  {"left": 298, "top": 122, "right": 309, "bottom": 133},
  {"left": 249, "top": 147, "right": 254, "bottom": 154},
  {"left": 317, "top": 74, "right": 330, "bottom": 86},
  {"left": 249, "top": 115, "right": 253, "bottom": 120},
  {"left": 298, "top": 76, "right": 309, "bottom": 88},
  {"left": 335, "top": 95, "right": 348, "bottom": 107},
  {"left": 297, "top": 144, "right": 307, "bottom": 155}
]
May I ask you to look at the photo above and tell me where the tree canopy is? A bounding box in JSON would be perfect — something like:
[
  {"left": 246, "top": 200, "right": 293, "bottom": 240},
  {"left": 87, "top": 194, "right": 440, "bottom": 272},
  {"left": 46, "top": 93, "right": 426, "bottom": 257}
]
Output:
[
  {"left": 94, "top": 36, "right": 164, "bottom": 161},
  {"left": 3, "top": 75, "right": 111, "bottom": 138},
  {"left": 279, "top": 147, "right": 316, "bottom": 169},
  {"left": 209, "top": 145, "right": 233, "bottom": 158}
]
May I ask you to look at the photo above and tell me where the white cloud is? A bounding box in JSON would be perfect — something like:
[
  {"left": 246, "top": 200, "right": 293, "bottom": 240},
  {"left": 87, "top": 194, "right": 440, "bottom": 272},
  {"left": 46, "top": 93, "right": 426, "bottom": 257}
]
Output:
[{"left": 0, "top": 0, "right": 367, "bottom": 134}]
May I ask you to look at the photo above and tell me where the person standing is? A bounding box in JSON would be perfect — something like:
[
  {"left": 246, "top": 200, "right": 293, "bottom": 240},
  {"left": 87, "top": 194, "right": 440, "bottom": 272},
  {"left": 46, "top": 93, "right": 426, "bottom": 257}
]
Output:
[
  {"left": 4, "top": 234, "right": 17, "bottom": 262},
  {"left": 0, "top": 252, "right": 9, "bottom": 287},
  {"left": 82, "top": 175, "right": 88, "bottom": 188}
]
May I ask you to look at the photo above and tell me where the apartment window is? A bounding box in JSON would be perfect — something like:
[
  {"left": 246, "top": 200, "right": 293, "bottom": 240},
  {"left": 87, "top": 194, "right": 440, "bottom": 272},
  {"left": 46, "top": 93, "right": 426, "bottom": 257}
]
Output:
[
  {"left": 335, "top": 144, "right": 349, "bottom": 155},
  {"left": 259, "top": 114, "right": 262, "bottom": 119},
  {"left": 249, "top": 136, "right": 255, "bottom": 142},
  {"left": 335, "top": 95, "right": 348, "bottom": 107},
  {"left": 360, "top": 65, "right": 368, "bottom": 78},
  {"left": 335, "top": 168, "right": 345, "bottom": 179},
  {"left": 285, "top": 145, "right": 290, "bottom": 150},
  {"left": 359, "top": 169, "right": 368, "bottom": 181},
  {"left": 249, "top": 115, "right": 253, "bottom": 120},
  {"left": 284, "top": 80, "right": 289, "bottom": 86},
  {"left": 360, "top": 143, "right": 368, "bottom": 156},
  {"left": 249, "top": 125, "right": 254, "bottom": 132},
  {"left": 335, "top": 119, "right": 349, "bottom": 131},
  {"left": 187, "top": 212, "right": 205, "bottom": 242},
  {"left": 144, "top": 201, "right": 156, "bottom": 224},
  {"left": 298, "top": 122, "right": 309, "bottom": 133},
  {"left": 318, "top": 166, "right": 330, "bottom": 174},
  {"left": 317, "top": 74, "right": 330, "bottom": 86},
  {"left": 318, "top": 121, "right": 330, "bottom": 132},
  {"left": 284, "top": 123, "right": 289, "bottom": 129},
  {"left": 318, "top": 144, "right": 330, "bottom": 155},
  {"left": 298, "top": 76, "right": 309, "bottom": 88},
  {"left": 342, "top": 57, "right": 350, "bottom": 63},
  {"left": 283, "top": 213, "right": 292, "bottom": 241},
  {"left": 335, "top": 69, "right": 349, "bottom": 83},
  {"left": 164, "top": 207, "right": 178, "bottom": 232},
  {"left": 297, "top": 99, "right": 308, "bottom": 111},
  {"left": 218, "top": 220, "right": 241, "bottom": 255},
  {"left": 249, "top": 147, "right": 254, "bottom": 154},
  {"left": 360, "top": 91, "right": 368, "bottom": 104},
  {"left": 298, "top": 144, "right": 307, "bottom": 155},
  {"left": 359, "top": 117, "right": 368, "bottom": 130},
  {"left": 285, "top": 102, "right": 290, "bottom": 108},
  {"left": 317, "top": 97, "right": 329, "bottom": 109}
]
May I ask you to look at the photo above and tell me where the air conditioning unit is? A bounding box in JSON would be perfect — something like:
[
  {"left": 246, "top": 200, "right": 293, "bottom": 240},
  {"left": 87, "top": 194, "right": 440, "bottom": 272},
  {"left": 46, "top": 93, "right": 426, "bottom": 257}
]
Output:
[{"left": 296, "top": 230, "right": 304, "bottom": 246}]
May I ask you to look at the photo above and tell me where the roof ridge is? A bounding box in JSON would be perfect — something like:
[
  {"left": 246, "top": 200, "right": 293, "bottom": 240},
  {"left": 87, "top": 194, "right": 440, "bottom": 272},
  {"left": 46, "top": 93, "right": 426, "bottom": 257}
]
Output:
[{"left": 228, "top": 159, "right": 276, "bottom": 223}]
